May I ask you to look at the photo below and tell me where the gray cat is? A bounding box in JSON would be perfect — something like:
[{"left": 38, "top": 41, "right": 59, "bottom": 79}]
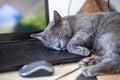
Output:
[{"left": 31, "top": 11, "right": 120, "bottom": 77}]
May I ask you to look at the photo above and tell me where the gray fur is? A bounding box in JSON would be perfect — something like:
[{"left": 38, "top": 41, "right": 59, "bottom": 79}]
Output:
[{"left": 31, "top": 11, "right": 120, "bottom": 77}]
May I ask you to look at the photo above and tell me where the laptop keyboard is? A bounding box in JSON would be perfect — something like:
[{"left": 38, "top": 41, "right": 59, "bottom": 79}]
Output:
[
  {"left": 0, "top": 39, "right": 88, "bottom": 72},
  {"left": 0, "top": 39, "right": 44, "bottom": 56}
]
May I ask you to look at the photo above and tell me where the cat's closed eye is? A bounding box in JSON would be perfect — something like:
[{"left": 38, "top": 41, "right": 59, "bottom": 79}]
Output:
[{"left": 48, "top": 42, "right": 53, "bottom": 46}]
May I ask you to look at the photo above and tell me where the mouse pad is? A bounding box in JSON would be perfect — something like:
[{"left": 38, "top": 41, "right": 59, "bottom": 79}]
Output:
[{"left": 76, "top": 74, "right": 97, "bottom": 80}]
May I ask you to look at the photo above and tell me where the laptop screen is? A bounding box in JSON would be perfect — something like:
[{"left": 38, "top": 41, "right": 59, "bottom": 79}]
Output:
[{"left": 0, "top": 0, "right": 49, "bottom": 43}]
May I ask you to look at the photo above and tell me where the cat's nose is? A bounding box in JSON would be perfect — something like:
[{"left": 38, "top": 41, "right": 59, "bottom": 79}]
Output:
[
  {"left": 55, "top": 43, "right": 66, "bottom": 51},
  {"left": 56, "top": 43, "right": 60, "bottom": 48},
  {"left": 55, "top": 43, "right": 61, "bottom": 48},
  {"left": 53, "top": 43, "right": 61, "bottom": 50}
]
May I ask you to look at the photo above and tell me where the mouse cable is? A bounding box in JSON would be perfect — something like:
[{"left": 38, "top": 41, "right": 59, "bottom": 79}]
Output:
[
  {"left": 54, "top": 67, "right": 80, "bottom": 80},
  {"left": 67, "top": 0, "right": 72, "bottom": 15}
]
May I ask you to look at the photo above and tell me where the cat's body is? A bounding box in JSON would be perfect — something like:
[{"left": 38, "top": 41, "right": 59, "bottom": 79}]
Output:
[{"left": 31, "top": 11, "right": 120, "bottom": 77}]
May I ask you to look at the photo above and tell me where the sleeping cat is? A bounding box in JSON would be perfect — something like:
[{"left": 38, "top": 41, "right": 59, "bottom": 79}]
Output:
[{"left": 31, "top": 11, "right": 120, "bottom": 77}]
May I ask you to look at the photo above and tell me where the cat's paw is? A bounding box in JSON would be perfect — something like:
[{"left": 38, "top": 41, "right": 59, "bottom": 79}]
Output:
[
  {"left": 79, "top": 57, "right": 104, "bottom": 68},
  {"left": 80, "top": 67, "right": 96, "bottom": 77},
  {"left": 79, "top": 57, "right": 106, "bottom": 77},
  {"left": 79, "top": 57, "right": 95, "bottom": 68},
  {"left": 76, "top": 46, "right": 90, "bottom": 56},
  {"left": 80, "top": 66, "right": 107, "bottom": 77},
  {"left": 67, "top": 44, "right": 90, "bottom": 56}
]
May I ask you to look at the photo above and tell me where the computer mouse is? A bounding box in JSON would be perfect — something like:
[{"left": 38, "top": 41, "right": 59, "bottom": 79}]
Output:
[{"left": 19, "top": 60, "right": 54, "bottom": 77}]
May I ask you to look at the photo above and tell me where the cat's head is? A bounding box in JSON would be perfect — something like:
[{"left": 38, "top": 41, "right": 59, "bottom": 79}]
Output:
[{"left": 31, "top": 11, "right": 72, "bottom": 50}]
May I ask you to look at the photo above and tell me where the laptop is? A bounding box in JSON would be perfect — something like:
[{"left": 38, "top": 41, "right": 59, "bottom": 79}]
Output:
[{"left": 0, "top": 0, "right": 89, "bottom": 72}]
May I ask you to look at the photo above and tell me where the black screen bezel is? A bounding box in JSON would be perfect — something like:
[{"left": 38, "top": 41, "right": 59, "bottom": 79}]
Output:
[{"left": 0, "top": 0, "right": 49, "bottom": 43}]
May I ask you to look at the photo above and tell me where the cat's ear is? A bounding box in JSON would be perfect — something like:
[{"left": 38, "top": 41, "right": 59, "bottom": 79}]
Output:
[
  {"left": 54, "top": 10, "right": 62, "bottom": 24},
  {"left": 30, "top": 32, "right": 45, "bottom": 41}
]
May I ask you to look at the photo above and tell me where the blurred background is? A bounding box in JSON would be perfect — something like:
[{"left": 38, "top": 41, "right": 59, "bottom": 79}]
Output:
[
  {"left": 48, "top": 0, "right": 120, "bottom": 21},
  {"left": 0, "top": 0, "right": 46, "bottom": 34}
]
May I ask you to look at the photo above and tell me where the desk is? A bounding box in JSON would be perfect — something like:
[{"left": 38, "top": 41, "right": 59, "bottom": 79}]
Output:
[{"left": 0, "top": 62, "right": 120, "bottom": 80}]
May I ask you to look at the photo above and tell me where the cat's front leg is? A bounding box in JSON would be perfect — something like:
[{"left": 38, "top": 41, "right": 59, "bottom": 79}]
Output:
[
  {"left": 79, "top": 58, "right": 120, "bottom": 77},
  {"left": 79, "top": 57, "right": 104, "bottom": 68},
  {"left": 67, "top": 31, "right": 92, "bottom": 56},
  {"left": 67, "top": 43, "right": 90, "bottom": 56}
]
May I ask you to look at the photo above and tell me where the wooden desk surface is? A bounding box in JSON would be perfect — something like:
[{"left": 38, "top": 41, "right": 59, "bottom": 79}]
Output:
[{"left": 0, "top": 62, "right": 120, "bottom": 80}]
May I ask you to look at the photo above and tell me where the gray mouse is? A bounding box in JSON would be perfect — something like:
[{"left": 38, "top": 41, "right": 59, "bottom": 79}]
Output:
[{"left": 19, "top": 60, "right": 54, "bottom": 77}]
